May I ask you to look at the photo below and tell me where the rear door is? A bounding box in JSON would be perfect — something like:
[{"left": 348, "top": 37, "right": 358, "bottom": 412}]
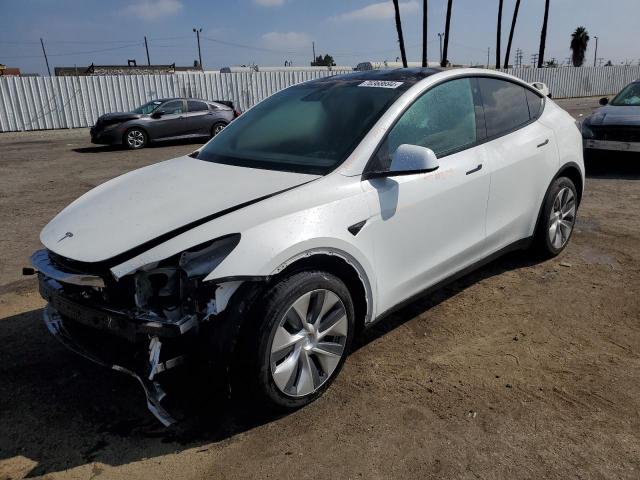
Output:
[
  {"left": 185, "top": 100, "right": 214, "bottom": 135},
  {"left": 148, "top": 100, "right": 189, "bottom": 139},
  {"left": 477, "top": 77, "right": 558, "bottom": 251}
]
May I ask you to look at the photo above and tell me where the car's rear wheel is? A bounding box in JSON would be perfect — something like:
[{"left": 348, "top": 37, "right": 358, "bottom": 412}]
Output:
[
  {"left": 534, "top": 176, "right": 578, "bottom": 257},
  {"left": 124, "top": 127, "right": 147, "bottom": 149},
  {"left": 233, "top": 270, "right": 355, "bottom": 410},
  {"left": 211, "top": 122, "right": 227, "bottom": 137}
]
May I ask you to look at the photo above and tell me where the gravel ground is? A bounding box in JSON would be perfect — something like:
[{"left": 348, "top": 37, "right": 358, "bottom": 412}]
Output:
[{"left": 1, "top": 97, "right": 639, "bottom": 480}]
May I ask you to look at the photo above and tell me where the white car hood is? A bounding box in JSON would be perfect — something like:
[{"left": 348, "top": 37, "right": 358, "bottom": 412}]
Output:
[{"left": 41, "top": 156, "right": 319, "bottom": 262}]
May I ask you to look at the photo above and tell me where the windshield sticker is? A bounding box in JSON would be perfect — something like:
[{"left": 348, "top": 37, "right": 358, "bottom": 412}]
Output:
[{"left": 358, "top": 80, "right": 404, "bottom": 89}]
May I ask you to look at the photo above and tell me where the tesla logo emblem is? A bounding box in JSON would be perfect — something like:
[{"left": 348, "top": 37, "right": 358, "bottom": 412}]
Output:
[{"left": 57, "top": 232, "right": 74, "bottom": 242}]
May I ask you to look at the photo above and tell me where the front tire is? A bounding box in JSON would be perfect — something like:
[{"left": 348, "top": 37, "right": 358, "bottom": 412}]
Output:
[
  {"left": 533, "top": 176, "right": 578, "bottom": 258},
  {"left": 124, "top": 127, "right": 147, "bottom": 149},
  {"left": 234, "top": 270, "right": 355, "bottom": 410},
  {"left": 211, "top": 122, "right": 227, "bottom": 138}
]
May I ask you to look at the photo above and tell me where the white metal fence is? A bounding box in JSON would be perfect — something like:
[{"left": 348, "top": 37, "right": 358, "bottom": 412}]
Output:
[
  {"left": 0, "top": 70, "right": 352, "bottom": 132},
  {"left": 1, "top": 66, "right": 639, "bottom": 133}
]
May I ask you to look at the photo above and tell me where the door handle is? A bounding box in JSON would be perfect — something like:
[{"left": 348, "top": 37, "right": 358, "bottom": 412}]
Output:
[
  {"left": 466, "top": 164, "right": 483, "bottom": 175},
  {"left": 537, "top": 139, "right": 549, "bottom": 148}
]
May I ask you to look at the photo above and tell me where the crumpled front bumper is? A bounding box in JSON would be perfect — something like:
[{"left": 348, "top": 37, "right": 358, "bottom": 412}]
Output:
[{"left": 43, "top": 305, "right": 177, "bottom": 426}]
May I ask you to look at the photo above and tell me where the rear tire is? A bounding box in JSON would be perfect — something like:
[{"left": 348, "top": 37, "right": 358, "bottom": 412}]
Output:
[
  {"left": 232, "top": 270, "right": 355, "bottom": 411},
  {"left": 124, "top": 127, "right": 147, "bottom": 149},
  {"left": 533, "top": 176, "right": 578, "bottom": 258}
]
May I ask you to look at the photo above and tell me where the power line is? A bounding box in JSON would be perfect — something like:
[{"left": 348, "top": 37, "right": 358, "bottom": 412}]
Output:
[{"left": 0, "top": 42, "right": 143, "bottom": 60}]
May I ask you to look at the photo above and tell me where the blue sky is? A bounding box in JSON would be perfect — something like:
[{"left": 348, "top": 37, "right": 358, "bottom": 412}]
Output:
[{"left": 1, "top": 0, "right": 639, "bottom": 74}]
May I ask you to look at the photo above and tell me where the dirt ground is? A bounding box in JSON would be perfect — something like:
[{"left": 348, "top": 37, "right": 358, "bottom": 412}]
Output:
[{"left": 1, "top": 97, "right": 639, "bottom": 480}]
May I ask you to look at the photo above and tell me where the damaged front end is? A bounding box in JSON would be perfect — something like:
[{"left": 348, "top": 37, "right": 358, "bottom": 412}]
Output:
[{"left": 31, "top": 234, "right": 248, "bottom": 426}]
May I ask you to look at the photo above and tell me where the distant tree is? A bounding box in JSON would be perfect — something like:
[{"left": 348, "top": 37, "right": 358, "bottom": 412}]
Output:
[
  {"left": 441, "top": 0, "right": 453, "bottom": 67},
  {"left": 311, "top": 54, "right": 336, "bottom": 67},
  {"left": 537, "top": 0, "right": 550, "bottom": 67},
  {"left": 570, "top": 26, "right": 590, "bottom": 67},
  {"left": 544, "top": 58, "right": 559, "bottom": 68},
  {"left": 604, "top": 60, "right": 613, "bottom": 67},
  {"left": 503, "top": 0, "right": 521, "bottom": 68},
  {"left": 392, "top": 0, "right": 408, "bottom": 67},
  {"left": 495, "top": 0, "right": 503, "bottom": 68}
]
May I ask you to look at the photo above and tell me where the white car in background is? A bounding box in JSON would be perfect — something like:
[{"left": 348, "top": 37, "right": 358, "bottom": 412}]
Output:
[{"left": 31, "top": 68, "right": 584, "bottom": 425}]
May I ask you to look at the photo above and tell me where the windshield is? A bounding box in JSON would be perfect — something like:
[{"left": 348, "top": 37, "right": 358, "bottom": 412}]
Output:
[
  {"left": 132, "top": 100, "right": 163, "bottom": 114},
  {"left": 197, "top": 79, "right": 408, "bottom": 174},
  {"left": 611, "top": 83, "right": 640, "bottom": 106}
]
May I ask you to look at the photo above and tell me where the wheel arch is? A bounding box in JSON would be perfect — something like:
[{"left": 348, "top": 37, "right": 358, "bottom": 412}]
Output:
[
  {"left": 268, "top": 249, "right": 373, "bottom": 332},
  {"left": 556, "top": 162, "right": 584, "bottom": 205}
]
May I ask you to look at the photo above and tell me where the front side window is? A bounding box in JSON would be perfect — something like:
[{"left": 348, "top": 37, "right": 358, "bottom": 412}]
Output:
[
  {"left": 478, "top": 78, "right": 531, "bottom": 137},
  {"left": 188, "top": 100, "right": 209, "bottom": 112},
  {"left": 611, "top": 82, "right": 640, "bottom": 106},
  {"left": 198, "top": 79, "right": 408, "bottom": 174},
  {"left": 369, "top": 78, "right": 477, "bottom": 172},
  {"left": 160, "top": 100, "right": 184, "bottom": 115}
]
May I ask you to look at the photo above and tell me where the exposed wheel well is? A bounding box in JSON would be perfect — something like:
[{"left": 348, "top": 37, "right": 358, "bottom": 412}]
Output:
[
  {"left": 270, "top": 254, "right": 369, "bottom": 332},
  {"left": 557, "top": 164, "right": 583, "bottom": 205}
]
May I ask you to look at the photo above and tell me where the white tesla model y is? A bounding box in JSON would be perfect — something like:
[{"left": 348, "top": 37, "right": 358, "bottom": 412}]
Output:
[{"left": 31, "top": 68, "right": 584, "bottom": 424}]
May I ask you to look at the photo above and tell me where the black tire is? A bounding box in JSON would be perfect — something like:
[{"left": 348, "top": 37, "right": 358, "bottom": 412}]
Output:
[
  {"left": 123, "top": 127, "right": 147, "bottom": 149},
  {"left": 533, "top": 176, "right": 578, "bottom": 258},
  {"left": 210, "top": 122, "right": 227, "bottom": 138},
  {"left": 232, "top": 270, "right": 355, "bottom": 411}
]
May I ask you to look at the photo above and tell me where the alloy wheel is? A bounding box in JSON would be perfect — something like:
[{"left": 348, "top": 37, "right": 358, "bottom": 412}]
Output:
[
  {"left": 213, "top": 124, "right": 225, "bottom": 135},
  {"left": 126, "top": 129, "right": 145, "bottom": 148},
  {"left": 548, "top": 186, "right": 576, "bottom": 249},
  {"left": 269, "top": 289, "right": 348, "bottom": 397}
]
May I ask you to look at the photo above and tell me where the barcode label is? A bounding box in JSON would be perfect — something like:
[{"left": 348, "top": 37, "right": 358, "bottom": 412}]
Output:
[{"left": 358, "top": 80, "right": 404, "bottom": 89}]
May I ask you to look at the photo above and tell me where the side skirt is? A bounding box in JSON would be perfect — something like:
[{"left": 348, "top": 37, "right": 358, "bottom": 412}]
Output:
[{"left": 367, "top": 236, "right": 533, "bottom": 328}]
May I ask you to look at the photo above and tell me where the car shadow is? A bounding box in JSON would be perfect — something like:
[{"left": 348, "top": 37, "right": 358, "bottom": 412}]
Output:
[
  {"left": 585, "top": 151, "right": 640, "bottom": 179},
  {"left": 0, "top": 249, "right": 544, "bottom": 477}
]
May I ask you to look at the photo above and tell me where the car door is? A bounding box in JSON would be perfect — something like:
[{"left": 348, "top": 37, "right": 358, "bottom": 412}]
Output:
[
  {"left": 360, "top": 77, "right": 492, "bottom": 315},
  {"left": 477, "top": 77, "right": 559, "bottom": 251},
  {"left": 148, "top": 100, "right": 189, "bottom": 139},
  {"left": 185, "top": 100, "right": 214, "bottom": 136}
]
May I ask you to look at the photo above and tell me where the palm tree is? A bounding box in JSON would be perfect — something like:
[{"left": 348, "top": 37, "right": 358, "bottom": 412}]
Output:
[
  {"left": 392, "top": 0, "right": 408, "bottom": 67},
  {"left": 495, "top": 0, "right": 503, "bottom": 68},
  {"left": 422, "top": 0, "right": 428, "bottom": 67},
  {"left": 570, "top": 26, "right": 590, "bottom": 67},
  {"left": 537, "top": 0, "right": 550, "bottom": 68},
  {"left": 441, "top": 0, "right": 453, "bottom": 67},
  {"left": 503, "top": 0, "right": 521, "bottom": 68}
]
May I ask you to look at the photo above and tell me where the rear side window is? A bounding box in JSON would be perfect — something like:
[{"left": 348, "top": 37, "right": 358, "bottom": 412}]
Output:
[
  {"left": 188, "top": 100, "right": 209, "bottom": 112},
  {"left": 478, "top": 78, "right": 531, "bottom": 138},
  {"left": 526, "top": 89, "right": 544, "bottom": 119}
]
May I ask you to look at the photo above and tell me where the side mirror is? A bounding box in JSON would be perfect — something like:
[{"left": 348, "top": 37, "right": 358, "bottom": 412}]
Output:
[
  {"left": 599, "top": 97, "right": 609, "bottom": 106},
  {"left": 365, "top": 144, "right": 439, "bottom": 179},
  {"left": 390, "top": 144, "right": 439, "bottom": 174},
  {"left": 151, "top": 110, "right": 166, "bottom": 119}
]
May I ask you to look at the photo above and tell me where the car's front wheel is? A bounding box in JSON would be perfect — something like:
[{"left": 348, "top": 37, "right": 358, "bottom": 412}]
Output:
[
  {"left": 234, "top": 270, "right": 355, "bottom": 410},
  {"left": 534, "top": 176, "right": 578, "bottom": 257},
  {"left": 124, "top": 127, "right": 147, "bottom": 149},
  {"left": 211, "top": 122, "right": 227, "bottom": 138}
]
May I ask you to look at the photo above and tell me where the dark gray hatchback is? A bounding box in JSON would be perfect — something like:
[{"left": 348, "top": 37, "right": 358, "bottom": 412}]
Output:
[{"left": 90, "top": 98, "right": 239, "bottom": 149}]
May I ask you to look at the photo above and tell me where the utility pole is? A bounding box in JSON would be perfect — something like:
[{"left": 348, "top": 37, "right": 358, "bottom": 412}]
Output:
[
  {"left": 598, "top": 57, "right": 604, "bottom": 67},
  {"left": 593, "top": 35, "right": 598, "bottom": 67},
  {"left": 438, "top": 33, "right": 444, "bottom": 64},
  {"left": 193, "top": 28, "right": 203, "bottom": 70},
  {"left": 40, "top": 38, "right": 51, "bottom": 77},
  {"left": 531, "top": 53, "right": 539, "bottom": 67},
  {"left": 144, "top": 36, "right": 151, "bottom": 66},
  {"left": 421, "top": 0, "right": 428, "bottom": 67},
  {"left": 487, "top": 47, "right": 490, "bottom": 68},
  {"left": 312, "top": 41, "right": 316, "bottom": 64}
]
